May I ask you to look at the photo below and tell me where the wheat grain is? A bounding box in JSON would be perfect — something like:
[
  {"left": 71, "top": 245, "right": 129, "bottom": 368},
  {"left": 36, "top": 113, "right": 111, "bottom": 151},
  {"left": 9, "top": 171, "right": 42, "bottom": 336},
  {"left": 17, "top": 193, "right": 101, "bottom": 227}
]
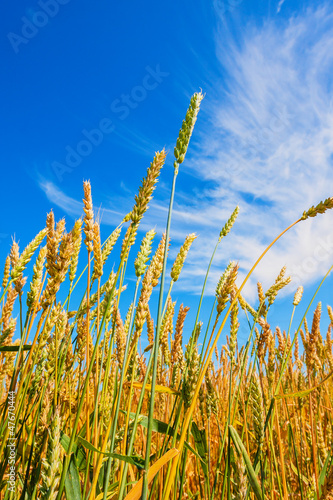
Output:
[
  {"left": 131, "top": 150, "right": 166, "bottom": 224},
  {"left": 2, "top": 256, "right": 10, "bottom": 290},
  {"left": 301, "top": 197, "right": 333, "bottom": 220},
  {"left": 135, "top": 229, "right": 156, "bottom": 278},
  {"left": 83, "top": 180, "right": 94, "bottom": 252},
  {"left": 170, "top": 233, "right": 196, "bottom": 282}
]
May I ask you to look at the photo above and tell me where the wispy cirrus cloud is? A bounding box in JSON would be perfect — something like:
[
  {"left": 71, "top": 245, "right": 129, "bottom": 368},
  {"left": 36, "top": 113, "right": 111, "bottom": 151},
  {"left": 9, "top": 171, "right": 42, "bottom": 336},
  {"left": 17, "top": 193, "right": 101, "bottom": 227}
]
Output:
[
  {"left": 181, "top": 4, "right": 333, "bottom": 299},
  {"left": 39, "top": 180, "right": 124, "bottom": 223},
  {"left": 277, "top": 0, "right": 287, "bottom": 13},
  {"left": 38, "top": 4, "right": 333, "bottom": 301}
]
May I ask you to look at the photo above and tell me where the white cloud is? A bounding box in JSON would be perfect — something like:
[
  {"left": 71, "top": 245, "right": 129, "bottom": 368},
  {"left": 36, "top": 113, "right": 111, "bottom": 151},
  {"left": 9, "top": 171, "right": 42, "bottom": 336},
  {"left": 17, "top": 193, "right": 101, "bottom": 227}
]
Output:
[
  {"left": 39, "top": 179, "right": 124, "bottom": 224},
  {"left": 38, "top": 5, "right": 333, "bottom": 303},
  {"left": 179, "top": 4, "right": 333, "bottom": 300},
  {"left": 277, "top": 0, "right": 286, "bottom": 13}
]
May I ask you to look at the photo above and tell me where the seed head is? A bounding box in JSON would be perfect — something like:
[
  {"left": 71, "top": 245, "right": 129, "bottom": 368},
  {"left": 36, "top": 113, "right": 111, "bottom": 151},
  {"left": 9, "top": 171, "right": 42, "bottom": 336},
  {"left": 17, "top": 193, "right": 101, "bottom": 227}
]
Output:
[
  {"left": 135, "top": 267, "right": 153, "bottom": 336},
  {"left": 46, "top": 213, "right": 66, "bottom": 278},
  {"left": 293, "top": 286, "right": 303, "bottom": 306},
  {"left": 41, "top": 233, "right": 73, "bottom": 309},
  {"left": 174, "top": 92, "right": 204, "bottom": 170},
  {"left": 2, "top": 256, "right": 10, "bottom": 290},
  {"left": 301, "top": 197, "right": 333, "bottom": 220},
  {"left": 40, "top": 406, "right": 62, "bottom": 499},
  {"left": 131, "top": 151, "right": 166, "bottom": 224},
  {"left": 69, "top": 219, "right": 82, "bottom": 283},
  {"left": 83, "top": 181, "right": 94, "bottom": 253},
  {"left": 1, "top": 286, "right": 18, "bottom": 332},
  {"left": 250, "top": 374, "right": 264, "bottom": 454},
  {"left": 327, "top": 305, "right": 333, "bottom": 325},
  {"left": 171, "top": 233, "right": 196, "bottom": 282},
  {"left": 11, "top": 229, "right": 47, "bottom": 281},
  {"left": 237, "top": 290, "right": 257, "bottom": 319},
  {"left": 229, "top": 290, "right": 239, "bottom": 362},
  {"left": 100, "top": 226, "right": 122, "bottom": 267},
  {"left": 183, "top": 342, "right": 200, "bottom": 410},
  {"left": 265, "top": 266, "right": 291, "bottom": 306},
  {"left": 150, "top": 233, "right": 167, "bottom": 287},
  {"left": 219, "top": 206, "right": 239, "bottom": 241},
  {"left": 217, "top": 263, "right": 239, "bottom": 314},
  {"left": 135, "top": 229, "right": 156, "bottom": 277},
  {"left": 159, "top": 298, "right": 175, "bottom": 366},
  {"left": 26, "top": 245, "right": 47, "bottom": 313},
  {"left": 171, "top": 304, "right": 189, "bottom": 384},
  {"left": 9, "top": 239, "right": 19, "bottom": 269},
  {"left": 92, "top": 221, "right": 103, "bottom": 279},
  {"left": 114, "top": 304, "right": 126, "bottom": 368},
  {"left": 216, "top": 261, "right": 236, "bottom": 297}
]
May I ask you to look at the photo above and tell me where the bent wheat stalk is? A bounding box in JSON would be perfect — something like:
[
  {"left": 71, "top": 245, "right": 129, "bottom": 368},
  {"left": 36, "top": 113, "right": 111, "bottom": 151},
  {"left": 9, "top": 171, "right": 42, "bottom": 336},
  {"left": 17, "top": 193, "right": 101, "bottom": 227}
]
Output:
[{"left": 163, "top": 197, "right": 333, "bottom": 499}]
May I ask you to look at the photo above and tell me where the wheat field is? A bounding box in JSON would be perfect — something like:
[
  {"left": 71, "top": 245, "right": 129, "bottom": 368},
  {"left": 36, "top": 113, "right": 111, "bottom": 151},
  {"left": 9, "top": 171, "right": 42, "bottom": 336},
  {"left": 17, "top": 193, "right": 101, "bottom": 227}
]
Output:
[{"left": 1, "top": 92, "right": 333, "bottom": 500}]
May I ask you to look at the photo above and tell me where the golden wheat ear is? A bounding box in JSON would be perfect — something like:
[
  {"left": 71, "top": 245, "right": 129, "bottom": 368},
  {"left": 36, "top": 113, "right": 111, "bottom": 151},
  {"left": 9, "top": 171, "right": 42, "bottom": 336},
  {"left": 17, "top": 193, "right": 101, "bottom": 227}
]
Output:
[{"left": 301, "top": 196, "right": 333, "bottom": 220}]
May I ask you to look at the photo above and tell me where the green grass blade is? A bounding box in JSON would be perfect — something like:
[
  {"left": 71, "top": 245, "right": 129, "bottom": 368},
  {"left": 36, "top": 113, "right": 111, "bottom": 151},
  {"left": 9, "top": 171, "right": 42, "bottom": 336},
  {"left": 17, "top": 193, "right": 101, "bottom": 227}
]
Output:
[
  {"left": 229, "top": 425, "right": 263, "bottom": 500},
  {"left": 64, "top": 455, "right": 82, "bottom": 500}
]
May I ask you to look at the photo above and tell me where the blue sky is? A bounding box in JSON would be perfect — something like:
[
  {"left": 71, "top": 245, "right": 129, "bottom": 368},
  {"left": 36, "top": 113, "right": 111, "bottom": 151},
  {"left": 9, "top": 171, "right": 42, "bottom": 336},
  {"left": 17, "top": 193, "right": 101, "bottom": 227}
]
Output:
[{"left": 2, "top": 0, "right": 333, "bottom": 345}]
